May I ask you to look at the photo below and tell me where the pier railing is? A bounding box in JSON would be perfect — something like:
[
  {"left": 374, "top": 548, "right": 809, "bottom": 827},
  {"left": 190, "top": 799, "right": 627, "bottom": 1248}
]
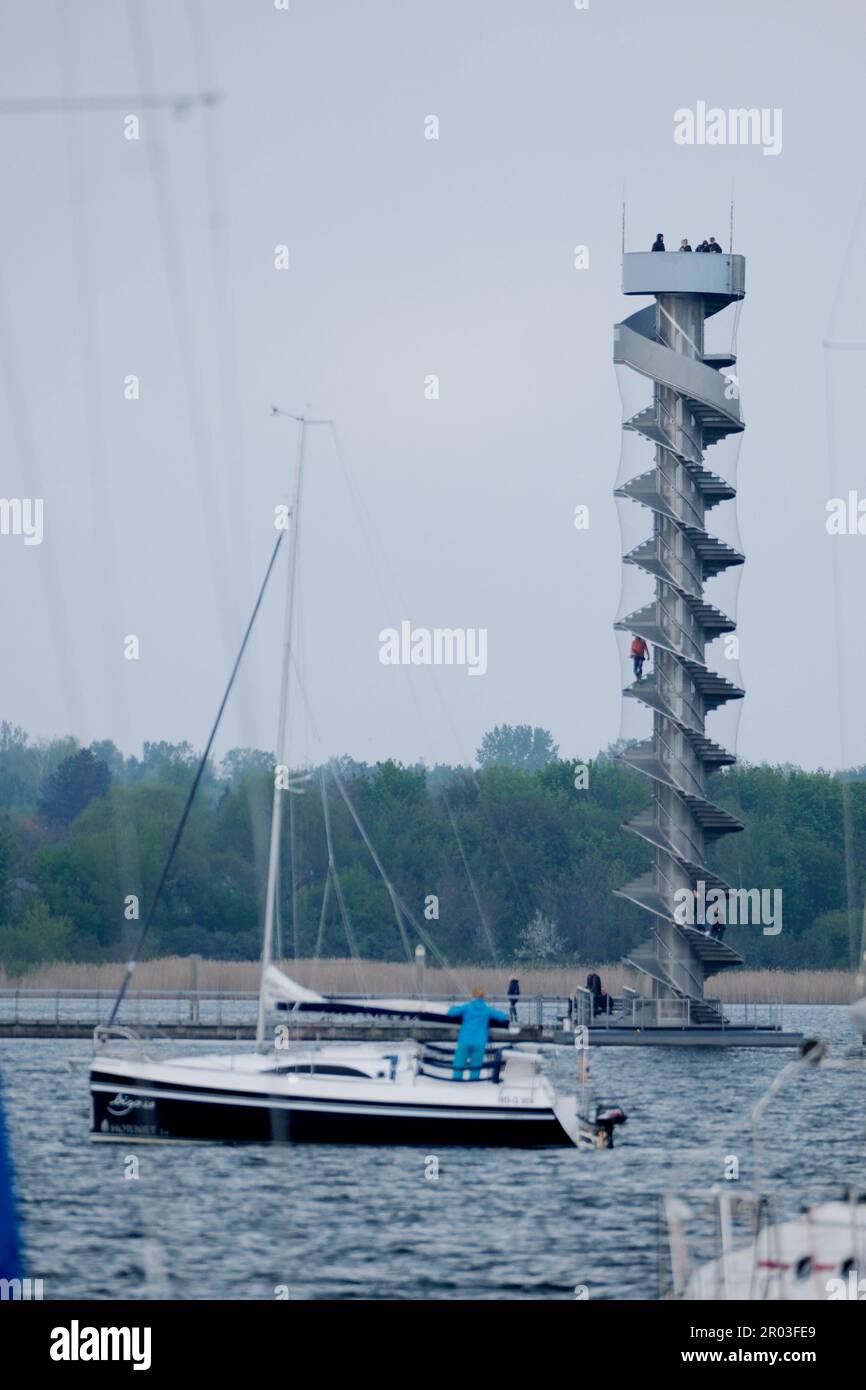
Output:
[
  {"left": 573, "top": 987, "right": 784, "bottom": 1032},
  {"left": 0, "top": 988, "right": 570, "bottom": 1032},
  {"left": 0, "top": 987, "right": 785, "bottom": 1036}
]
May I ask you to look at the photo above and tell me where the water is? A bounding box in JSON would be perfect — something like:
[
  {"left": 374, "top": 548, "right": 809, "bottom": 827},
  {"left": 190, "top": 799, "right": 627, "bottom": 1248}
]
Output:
[{"left": 2, "top": 1005, "right": 864, "bottom": 1300}]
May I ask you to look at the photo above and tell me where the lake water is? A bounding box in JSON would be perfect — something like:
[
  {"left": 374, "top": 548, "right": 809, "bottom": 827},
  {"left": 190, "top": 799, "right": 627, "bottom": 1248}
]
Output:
[{"left": 2, "top": 1005, "right": 864, "bottom": 1300}]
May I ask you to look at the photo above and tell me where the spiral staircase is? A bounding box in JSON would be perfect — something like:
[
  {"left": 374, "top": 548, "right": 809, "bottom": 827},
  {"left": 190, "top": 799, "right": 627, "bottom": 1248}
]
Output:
[{"left": 612, "top": 251, "right": 747, "bottom": 1029}]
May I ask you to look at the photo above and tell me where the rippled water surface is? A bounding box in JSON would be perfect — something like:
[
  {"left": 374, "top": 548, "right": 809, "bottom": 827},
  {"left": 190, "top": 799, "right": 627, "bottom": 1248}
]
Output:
[{"left": 3, "top": 1006, "right": 865, "bottom": 1299}]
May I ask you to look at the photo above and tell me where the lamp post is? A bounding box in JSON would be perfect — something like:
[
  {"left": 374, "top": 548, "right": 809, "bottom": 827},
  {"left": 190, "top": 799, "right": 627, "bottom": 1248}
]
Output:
[{"left": 414, "top": 943, "right": 426, "bottom": 996}]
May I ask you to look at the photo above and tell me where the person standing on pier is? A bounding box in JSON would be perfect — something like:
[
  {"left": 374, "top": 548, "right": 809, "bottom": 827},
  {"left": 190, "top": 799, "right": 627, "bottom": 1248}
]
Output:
[
  {"left": 507, "top": 976, "right": 520, "bottom": 1023},
  {"left": 448, "top": 989, "right": 509, "bottom": 1081}
]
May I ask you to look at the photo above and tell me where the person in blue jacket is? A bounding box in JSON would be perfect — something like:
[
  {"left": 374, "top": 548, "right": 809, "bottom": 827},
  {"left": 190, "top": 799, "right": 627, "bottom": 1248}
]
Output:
[{"left": 447, "top": 989, "right": 509, "bottom": 1080}]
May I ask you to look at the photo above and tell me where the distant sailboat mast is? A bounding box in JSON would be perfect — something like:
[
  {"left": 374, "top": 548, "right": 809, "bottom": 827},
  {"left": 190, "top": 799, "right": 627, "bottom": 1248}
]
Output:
[{"left": 256, "top": 411, "right": 328, "bottom": 1048}]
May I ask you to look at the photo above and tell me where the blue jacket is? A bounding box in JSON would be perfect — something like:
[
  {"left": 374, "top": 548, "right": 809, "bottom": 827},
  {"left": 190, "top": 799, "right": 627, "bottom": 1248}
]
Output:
[{"left": 447, "top": 998, "right": 509, "bottom": 1047}]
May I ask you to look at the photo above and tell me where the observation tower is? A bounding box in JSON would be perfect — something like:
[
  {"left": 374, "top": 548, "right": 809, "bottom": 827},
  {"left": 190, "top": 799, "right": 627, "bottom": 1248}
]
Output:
[{"left": 612, "top": 249, "right": 747, "bottom": 1028}]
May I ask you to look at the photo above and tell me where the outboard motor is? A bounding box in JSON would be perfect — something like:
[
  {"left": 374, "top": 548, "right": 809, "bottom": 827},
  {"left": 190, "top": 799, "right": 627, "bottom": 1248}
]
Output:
[{"left": 594, "top": 1102, "right": 627, "bottom": 1149}]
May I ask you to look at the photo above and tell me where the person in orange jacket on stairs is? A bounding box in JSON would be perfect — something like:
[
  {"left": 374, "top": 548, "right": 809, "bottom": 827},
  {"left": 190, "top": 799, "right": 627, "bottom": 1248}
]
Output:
[{"left": 630, "top": 634, "right": 649, "bottom": 680}]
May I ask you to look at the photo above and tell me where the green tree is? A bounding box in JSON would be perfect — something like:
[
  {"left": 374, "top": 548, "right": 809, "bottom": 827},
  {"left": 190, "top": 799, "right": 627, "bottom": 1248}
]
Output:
[
  {"left": 37, "top": 748, "right": 111, "bottom": 826},
  {"left": 476, "top": 725, "right": 559, "bottom": 772},
  {"left": 0, "top": 897, "right": 73, "bottom": 976},
  {"left": 88, "top": 739, "right": 127, "bottom": 782},
  {"left": 0, "top": 722, "right": 41, "bottom": 812},
  {"left": 219, "top": 748, "right": 275, "bottom": 784},
  {"left": 0, "top": 814, "right": 11, "bottom": 923}
]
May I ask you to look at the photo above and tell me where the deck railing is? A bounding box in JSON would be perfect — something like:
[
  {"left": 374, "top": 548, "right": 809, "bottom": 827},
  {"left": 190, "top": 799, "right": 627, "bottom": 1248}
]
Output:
[{"left": 573, "top": 987, "right": 784, "bottom": 1032}]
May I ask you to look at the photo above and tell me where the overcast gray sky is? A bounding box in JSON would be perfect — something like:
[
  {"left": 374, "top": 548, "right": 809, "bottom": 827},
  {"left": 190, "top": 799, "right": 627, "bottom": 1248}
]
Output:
[{"left": 1, "top": 0, "right": 864, "bottom": 773}]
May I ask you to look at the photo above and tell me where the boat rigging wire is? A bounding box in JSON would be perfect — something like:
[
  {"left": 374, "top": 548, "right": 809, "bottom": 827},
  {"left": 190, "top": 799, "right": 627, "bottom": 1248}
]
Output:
[
  {"left": 440, "top": 788, "right": 499, "bottom": 967},
  {"left": 328, "top": 762, "right": 414, "bottom": 965},
  {"left": 319, "top": 767, "right": 367, "bottom": 993},
  {"left": 327, "top": 759, "right": 469, "bottom": 984},
  {"left": 325, "top": 420, "right": 532, "bottom": 936},
  {"left": 102, "top": 532, "right": 285, "bottom": 1031},
  {"left": 280, "top": 638, "right": 470, "bottom": 990}
]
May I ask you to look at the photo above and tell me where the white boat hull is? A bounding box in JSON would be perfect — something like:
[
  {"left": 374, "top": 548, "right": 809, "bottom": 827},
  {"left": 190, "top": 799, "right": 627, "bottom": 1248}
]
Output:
[
  {"left": 90, "top": 1042, "right": 611, "bottom": 1148},
  {"left": 680, "top": 1200, "right": 866, "bottom": 1301}
]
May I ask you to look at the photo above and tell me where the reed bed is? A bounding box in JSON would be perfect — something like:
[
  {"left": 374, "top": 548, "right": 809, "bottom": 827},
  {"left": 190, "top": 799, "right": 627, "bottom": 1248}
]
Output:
[
  {"left": 712, "top": 969, "right": 858, "bottom": 1005},
  {"left": 0, "top": 957, "right": 859, "bottom": 1004}
]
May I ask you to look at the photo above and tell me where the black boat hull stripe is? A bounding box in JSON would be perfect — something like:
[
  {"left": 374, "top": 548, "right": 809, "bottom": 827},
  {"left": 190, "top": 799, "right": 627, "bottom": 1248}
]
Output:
[
  {"left": 90, "top": 1086, "right": 576, "bottom": 1146},
  {"left": 91, "top": 1077, "right": 556, "bottom": 1120}
]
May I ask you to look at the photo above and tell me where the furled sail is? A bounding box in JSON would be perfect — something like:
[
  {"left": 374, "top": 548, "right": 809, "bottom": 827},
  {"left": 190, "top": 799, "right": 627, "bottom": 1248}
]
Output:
[{"left": 262, "top": 965, "right": 462, "bottom": 1025}]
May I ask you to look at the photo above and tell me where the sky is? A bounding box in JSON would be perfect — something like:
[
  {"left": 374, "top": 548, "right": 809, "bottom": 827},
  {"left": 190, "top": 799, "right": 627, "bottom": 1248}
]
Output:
[{"left": 1, "top": 0, "right": 865, "bottom": 773}]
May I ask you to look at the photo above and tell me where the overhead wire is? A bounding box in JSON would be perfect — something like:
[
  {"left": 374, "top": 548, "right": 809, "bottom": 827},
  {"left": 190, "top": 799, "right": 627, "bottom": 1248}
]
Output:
[
  {"left": 823, "top": 173, "right": 866, "bottom": 979},
  {"left": 125, "top": 0, "right": 236, "bottom": 666},
  {"left": 56, "top": 0, "right": 145, "bottom": 957}
]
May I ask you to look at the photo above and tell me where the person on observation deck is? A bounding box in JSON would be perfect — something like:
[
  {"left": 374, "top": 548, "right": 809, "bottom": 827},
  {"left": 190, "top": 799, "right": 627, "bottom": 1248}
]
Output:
[
  {"left": 630, "top": 634, "right": 650, "bottom": 680},
  {"left": 695, "top": 239, "right": 709, "bottom": 253},
  {"left": 447, "top": 989, "right": 509, "bottom": 1081},
  {"left": 679, "top": 238, "right": 692, "bottom": 252},
  {"left": 585, "top": 971, "right": 612, "bottom": 1017},
  {"left": 707, "top": 236, "right": 723, "bottom": 253},
  {"left": 651, "top": 233, "right": 665, "bottom": 252}
]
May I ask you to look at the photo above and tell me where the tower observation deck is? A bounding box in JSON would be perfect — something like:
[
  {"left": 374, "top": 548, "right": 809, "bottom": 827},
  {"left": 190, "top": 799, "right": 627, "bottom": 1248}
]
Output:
[{"left": 612, "top": 250, "right": 747, "bottom": 1029}]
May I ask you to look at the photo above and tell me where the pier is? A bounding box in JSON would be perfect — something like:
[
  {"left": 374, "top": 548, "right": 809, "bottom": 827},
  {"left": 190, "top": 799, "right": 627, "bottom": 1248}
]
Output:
[{"left": 0, "top": 988, "right": 802, "bottom": 1045}]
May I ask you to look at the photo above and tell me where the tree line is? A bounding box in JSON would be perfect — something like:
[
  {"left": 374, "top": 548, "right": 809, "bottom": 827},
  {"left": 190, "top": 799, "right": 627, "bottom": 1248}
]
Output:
[{"left": 0, "top": 720, "right": 862, "bottom": 975}]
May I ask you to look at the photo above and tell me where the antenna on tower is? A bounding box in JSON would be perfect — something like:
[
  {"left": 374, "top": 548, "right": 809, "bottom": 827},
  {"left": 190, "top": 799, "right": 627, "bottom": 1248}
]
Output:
[
  {"left": 729, "top": 182, "right": 735, "bottom": 254},
  {"left": 621, "top": 190, "right": 627, "bottom": 255}
]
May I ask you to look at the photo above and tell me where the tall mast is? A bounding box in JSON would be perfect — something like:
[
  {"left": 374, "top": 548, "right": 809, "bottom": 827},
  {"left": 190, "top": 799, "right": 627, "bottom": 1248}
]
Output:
[{"left": 256, "top": 417, "right": 308, "bottom": 1048}]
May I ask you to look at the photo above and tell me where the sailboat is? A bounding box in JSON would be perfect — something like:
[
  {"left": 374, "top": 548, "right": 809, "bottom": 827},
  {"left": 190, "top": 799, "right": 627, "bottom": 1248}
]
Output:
[
  {"left": 89, "top": 416, "right": 626, "bottom": 1149},
  {"left": 660, "top": 997, "right": 866, "bottom": 1299},
  {"left": 90, "top": 987, "right": 623, "bottom": 1148}
]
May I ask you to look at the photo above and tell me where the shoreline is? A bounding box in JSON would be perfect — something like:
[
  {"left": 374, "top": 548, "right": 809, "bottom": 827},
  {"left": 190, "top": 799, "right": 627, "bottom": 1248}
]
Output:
[{"left": 0, "top": 957, "right": 859, "bottom": 1005}]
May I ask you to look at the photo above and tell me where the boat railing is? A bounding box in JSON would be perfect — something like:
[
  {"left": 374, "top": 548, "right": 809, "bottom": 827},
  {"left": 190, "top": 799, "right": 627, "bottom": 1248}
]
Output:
[
  {"left": 91, "top": 1022, "right": 159, "bottom": 1063},
  {"left": 418, "top": 1041, "right": 505, "bottom": 1083},
  {"left": 659, "top": 1184, "right": 866, "bottom": 1300}
]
